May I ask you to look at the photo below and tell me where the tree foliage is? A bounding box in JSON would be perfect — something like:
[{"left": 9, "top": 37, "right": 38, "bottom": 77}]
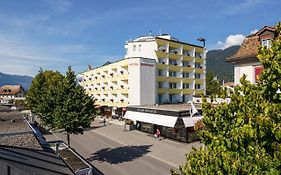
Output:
[
  {"left": 25, "top": 67, "right": 95, "bottom": 146},
  {"left": 206, "top": 72, "right": 223, "bottom": 96},
  {"left": 171, "top": 22, "right": 281, "bottom": 174}
]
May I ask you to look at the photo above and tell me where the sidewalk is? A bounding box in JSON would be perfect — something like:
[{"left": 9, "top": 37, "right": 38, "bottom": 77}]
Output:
[{"left": 92, "top": 117, "right": 202, "bottom": 167}]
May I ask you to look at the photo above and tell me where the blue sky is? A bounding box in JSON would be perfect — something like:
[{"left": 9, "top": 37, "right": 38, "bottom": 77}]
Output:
[{"left": 0, "top": 0, "right": 280, "bottom": 76}]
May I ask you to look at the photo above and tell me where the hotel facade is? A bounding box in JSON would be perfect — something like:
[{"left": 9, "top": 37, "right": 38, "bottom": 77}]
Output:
[{"left": 78, "top": 34, "right": 206, "bottom": 108}]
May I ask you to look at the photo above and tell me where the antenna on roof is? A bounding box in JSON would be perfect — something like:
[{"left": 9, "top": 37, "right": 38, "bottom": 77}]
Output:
[
  {"left": 88, "top": 65, "right": 93, "bottom": 70},
  {"left": 149, "top": 30, "right": 152, "bottom": 36}
]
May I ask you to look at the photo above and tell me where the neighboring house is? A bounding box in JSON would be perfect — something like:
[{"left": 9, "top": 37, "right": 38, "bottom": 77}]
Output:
[
  {"left": 227, "top": 26, "right": 276, "bottom": 85},
  {"left": 0, "top": 85, "right": 25, "bottom": 104},
  {"left": 78, "top": 34, "right": 206, "bottom": 109}
]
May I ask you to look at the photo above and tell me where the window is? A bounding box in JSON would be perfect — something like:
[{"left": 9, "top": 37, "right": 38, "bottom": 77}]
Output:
[
  {"left": 169, "top": 60, "right": 177, "bottom": 65},
  {"left": 138, "top": 45, "right": 142, "bottom": 51},
  {"left": 195, "top": 73, "right": 201, "bottom": 79},
  {"left": 169, "top": 83, "right": 177, "bottom": 89},
  {"left": 183, "top": 83, "right": 189, "bottom": 89},
  {"left": 133, "top": 45, "right": 136, "bottom": 51},
  {"left": 182, "top": 72, "right": 189, "bottom": 78},
  {"left": 195, "top": 52, "right": 201, "bottom": 58},
  {"left": 158, "top": 70, "right": 165, "bottom": 76},
  {"left": 261, "top": 39, "right": 272, "bottom": 48},
  {"left": 195, "top": 84, "right": 201, "bottom": 89},
  {"left": 169, "top": 71, "right": 177, "bottom": 77},
  {"left": 182, "top": 61, "right": 190, "bottom": 67},
  {"left": 195, "top": 63, "right": 201, "bottom": 68},
  {"left": 158, "top": 82, "right": 164, "bottom": 88}
]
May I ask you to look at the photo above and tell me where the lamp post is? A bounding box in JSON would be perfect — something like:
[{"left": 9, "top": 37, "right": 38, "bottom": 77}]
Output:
[{"left": 197, "top": 38, "right": 206, "bottom": 47}]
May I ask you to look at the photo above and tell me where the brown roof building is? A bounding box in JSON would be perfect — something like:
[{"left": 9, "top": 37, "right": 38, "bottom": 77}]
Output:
[
  {"left": 0, "top": 85, "right": 25, "bottom": 98},
  {"left": 226, "top": 26, "right": 276, "bottom": 84}
]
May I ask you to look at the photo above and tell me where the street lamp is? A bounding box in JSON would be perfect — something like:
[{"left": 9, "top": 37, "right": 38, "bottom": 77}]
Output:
[{"left": 197, "top": 38, "right": 206, "bottom": 47}]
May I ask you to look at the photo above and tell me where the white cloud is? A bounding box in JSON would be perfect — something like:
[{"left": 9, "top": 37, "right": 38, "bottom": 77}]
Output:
[
  {"left": 217, "top": 34, "right": 245, "bottom": 49},
  {"left": 224, "top": 0, "right": 264, "bottom": 15},
  {"left": 250, "top": 29, "right": 259, "bottom": 34}
]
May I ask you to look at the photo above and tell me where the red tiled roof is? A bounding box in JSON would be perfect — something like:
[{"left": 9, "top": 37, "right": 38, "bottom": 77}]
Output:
[
  {"left": 0, "top": 85, "right": 23, "bottom": 95},
  {"left": 227, "top": 26, "right": 276, "bottom": 63}
]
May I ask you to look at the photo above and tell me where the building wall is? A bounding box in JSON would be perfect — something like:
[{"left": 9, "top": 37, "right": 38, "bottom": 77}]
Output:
[
  {"left": 234, "top": 61, "right": 261, "bottom": 84},
  {"left": 128, "top": 58, "right": 156, "bottom": 105},
  {"left": 125, "top": 40, "right": 158, "bottom": 60}
]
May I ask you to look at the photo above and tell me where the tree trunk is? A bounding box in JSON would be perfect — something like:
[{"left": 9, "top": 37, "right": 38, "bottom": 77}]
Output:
[{"left": 67, "top": 133, "right": 70, "bottom": 147}]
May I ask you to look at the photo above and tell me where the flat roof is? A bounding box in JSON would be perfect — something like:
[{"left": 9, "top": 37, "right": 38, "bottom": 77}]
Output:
[{"left": 0, "top": 111, "right": 43, "bottom": 150}]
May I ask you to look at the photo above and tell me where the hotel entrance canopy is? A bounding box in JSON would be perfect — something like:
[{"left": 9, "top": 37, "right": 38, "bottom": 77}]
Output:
[
  {"left": 124, "top": 103, "right": 202, "bottom": 128},
  {"left": 124, "top": 110, "right": 178, "bottom": 127}
]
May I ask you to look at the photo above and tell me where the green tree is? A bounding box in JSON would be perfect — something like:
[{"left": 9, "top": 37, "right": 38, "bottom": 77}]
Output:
[
  {"left": 54, "top": 67, "right": 95, "bottom": 146},
  {"left": 25, "top": 69, "right": 63, "bottom": 127},
  {"left": 25, "top": 67, "right": 95, "bottom": 146},
  {"left": 206, "top": 72, "right": 223, "bottom": 96},
  {"left": 171, "top": 22, "right": 281, "bottom": 174}
]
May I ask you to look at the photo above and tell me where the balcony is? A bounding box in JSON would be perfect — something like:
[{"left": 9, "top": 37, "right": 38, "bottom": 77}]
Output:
[
  {"left": 158, "top": 88, "right": 168, "bottom": 94},
  {"left": 183, "top": 45, "right": 193, "bottom": 51},
  {"left": 119, "top": 60, "right": 129, "bottom": 67},
  {"left": 168, "top": 53, "right": 180, "bottom": 60},
  {"left": 156, "top": 38, "right": 168, "bottom": 46},
  {"left": 119, "top": 74, "right": 128, "bottom": 80},
  {"left": 169, "top": 65, "right": 181, "bottom": 71},
  {"left": 168, "top": 77, "right": 181, "bottom": 83},
  {"left": 183, "top": 89, "right": 193, "bottom": 95},
  {"left": 155, "top": 50, "right": 168, "bottom": 58},
  {"left": 195, "top": 47, "right": 204, "bottom": 53},
  {"left": 157, "top": 76, "right": 168, "bottom": 82},
  {"left": 119, "top": 88, "right": 129, "bottom": 94},
  {"left": 182, "top": 55, "right": 193, "bottom": 62},
  {"left": 194, "top": 89, "right": 204, "bottom": 95},
  {"left": 182, "top": 78, "right": 193, "bottom": 83},
  {"left": 195, "top": 68, "right": 204, "bottom": 74},
  {"left": 195, "top": 57, "right": 204, "bottom": 64},
  {"left": 182, "top": 67, "right": 193, "bottom": 73},
  {"left": 195, "top": 79, "right": 204, "bottom": 84},
  {"left": 169, "top": 41, "right": 181, "bottom": 48},
  {"left": 157, "top": 63, "right": 167, "bottom": 70},
  {"left": 168, "top": 89, "right": 181, "bottom": 94}
]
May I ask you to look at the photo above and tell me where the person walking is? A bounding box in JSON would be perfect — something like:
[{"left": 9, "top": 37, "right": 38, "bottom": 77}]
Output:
[{"left": 155, "top": 128, "right": 161, "bottom": 141}]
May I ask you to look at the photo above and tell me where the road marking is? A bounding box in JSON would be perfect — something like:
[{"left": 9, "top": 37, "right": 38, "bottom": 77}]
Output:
[{"left": 92, "top": 129, "right": 179, "bottom": 168}]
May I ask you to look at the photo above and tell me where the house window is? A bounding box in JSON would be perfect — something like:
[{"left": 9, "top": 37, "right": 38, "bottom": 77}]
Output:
[
  {"left": 195, "top": 73, "right": 201, "bottom": 79},
  {"left": 169, "top": 71, "right": 177, "bottom": 77},
  {"left": 138, "top": 45, "right": 142, "bottom": 51},
  {"left": 261, "top": 39, "right": 272, "bottom": 48},
  {"left": 195, "top": 52, "right": 201, "bottom": 58},
  {"left": 183, "top": 83, "right": 189, "bottom": 89},
  {"left": 133, "top": 45, "right": 136, "bottom": 51},
  {"left": 169, "top": 83, "right": 177, "bottom": 89},
  {"left": 182, "top": 72, "right": 189, "bottom": 78},
  {"left": 195, "top": 84, "right": 201, "bottom": 89}
]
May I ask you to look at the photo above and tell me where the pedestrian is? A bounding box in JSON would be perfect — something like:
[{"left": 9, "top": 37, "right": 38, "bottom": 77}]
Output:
[
  {"left": 103, "top": 118, "right": 106, "bottom": 126},
  {"left": 155, "top": 128, "right": 161, "bottom": 141}
]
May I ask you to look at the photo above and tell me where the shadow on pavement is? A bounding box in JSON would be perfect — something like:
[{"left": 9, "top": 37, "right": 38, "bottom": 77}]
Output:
[{"left": 87, "top": 144, "right": 152, "bottom": 164}]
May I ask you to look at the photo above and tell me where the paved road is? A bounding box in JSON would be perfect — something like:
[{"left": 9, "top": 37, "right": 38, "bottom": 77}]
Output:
[
  {"left": 68, "top": 131, "right": 173, "bottom": 175},
  {"left": 46, "top": 119, "right": 201, "bottom": 175}
]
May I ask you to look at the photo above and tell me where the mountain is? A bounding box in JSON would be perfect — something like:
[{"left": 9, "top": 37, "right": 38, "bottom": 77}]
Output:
[
  {"left": 0, "top": 72, "right": 33, "bottom": 90},
  {"left": 206, "top": 45, "right": 240, "bottom": 82}
]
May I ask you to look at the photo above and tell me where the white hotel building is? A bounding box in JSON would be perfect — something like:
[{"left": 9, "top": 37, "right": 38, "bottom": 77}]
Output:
[{"left": 78, "top": 34, "right": 206, "bottom": 108}]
